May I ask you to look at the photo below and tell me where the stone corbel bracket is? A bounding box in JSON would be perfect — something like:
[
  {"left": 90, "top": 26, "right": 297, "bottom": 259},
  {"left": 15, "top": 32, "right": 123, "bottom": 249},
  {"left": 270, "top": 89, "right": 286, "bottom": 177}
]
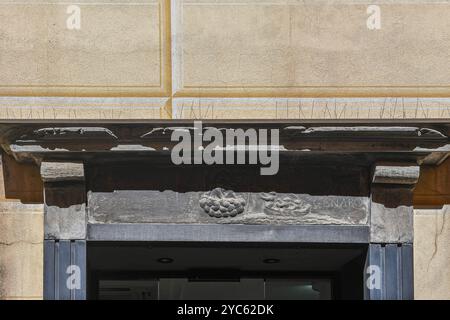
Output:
[
  {"left": 372, "top": 164, "right": 420, "bottom": 185},
  {"left": 40, "top": 161, "right": 85, "bottom": 183},
  {"left": 41, "top": 161, "right": 87, "bottom": 241}
]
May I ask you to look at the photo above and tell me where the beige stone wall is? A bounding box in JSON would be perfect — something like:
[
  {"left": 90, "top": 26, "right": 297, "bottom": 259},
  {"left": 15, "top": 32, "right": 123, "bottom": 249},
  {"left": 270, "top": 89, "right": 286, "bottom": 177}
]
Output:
[
  {"left": 414, "top": 207, "right": 450, "bottom": 300},
  {"left": 1, "top": 0, "right": 450, "bottom": 301},
  {"left": 0, "top": 154, "right": 44, "bottom": 300},
  {"left": 0, "top": 0, "right": 450, "bottom": 119},
  {"left": 0, "top": 202, "right": 44, "bottom": 300}
]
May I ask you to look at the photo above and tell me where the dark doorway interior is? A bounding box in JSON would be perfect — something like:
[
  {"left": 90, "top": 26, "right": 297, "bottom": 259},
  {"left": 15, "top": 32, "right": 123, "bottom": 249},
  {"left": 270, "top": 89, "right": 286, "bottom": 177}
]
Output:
[{"left": 87, "top": 242, "right": 367, "bottom": 300}]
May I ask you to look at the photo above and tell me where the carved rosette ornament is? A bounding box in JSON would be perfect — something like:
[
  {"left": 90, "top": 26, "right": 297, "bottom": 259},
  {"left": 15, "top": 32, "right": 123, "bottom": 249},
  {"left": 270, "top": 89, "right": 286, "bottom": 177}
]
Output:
[{"left": 199, "top": 188, "right": 246, "bottom": 218}]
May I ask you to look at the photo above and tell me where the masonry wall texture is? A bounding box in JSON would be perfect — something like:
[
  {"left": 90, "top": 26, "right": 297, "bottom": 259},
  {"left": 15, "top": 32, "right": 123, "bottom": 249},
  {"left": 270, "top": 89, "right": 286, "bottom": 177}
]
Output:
[
  {"left": 0, "top": 154, "right": 43, "bottom": 300},
  {"left": 1, "top": 0, "right": 450, "bottom": 299},
  {"left": 414, "top": 207, "right": 450, "bottom": 300},
  {"left": 0, "top": 0, "right": 450, "bottom": 119}
]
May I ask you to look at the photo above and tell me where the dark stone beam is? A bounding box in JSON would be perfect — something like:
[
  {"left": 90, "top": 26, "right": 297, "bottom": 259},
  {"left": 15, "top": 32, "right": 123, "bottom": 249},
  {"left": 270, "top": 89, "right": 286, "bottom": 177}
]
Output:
[
  {"left": 87, "top": 223, "right": 370, "bottom": 244},
  {"left": 0, "top": 122, "right": 447, "bottom": 164}
]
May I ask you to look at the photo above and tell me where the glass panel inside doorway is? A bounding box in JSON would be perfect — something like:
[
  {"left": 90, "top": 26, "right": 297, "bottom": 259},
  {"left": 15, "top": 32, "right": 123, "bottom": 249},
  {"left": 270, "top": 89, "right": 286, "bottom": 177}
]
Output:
[{"left": 98, "top": 278, "right": 332, "bottom": 300}]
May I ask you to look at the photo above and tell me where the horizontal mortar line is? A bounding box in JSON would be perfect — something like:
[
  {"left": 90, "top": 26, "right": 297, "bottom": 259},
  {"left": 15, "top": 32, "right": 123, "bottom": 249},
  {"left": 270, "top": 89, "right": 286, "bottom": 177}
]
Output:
[
  {"left": 0, "top": 106, "right": 164, "bottom": 109},
  {"left": 181, "top": 85, "right": 450, "bottom": 88},
  {"left": 0, "top": 240, "right": 43, "bottom": 246},
  {"left": 0, "top": 85, "right": 162, "bottom": 88},
  {"left": 172, "top": 97, "right": 450, "bottom": 99},
  {"left": 0, "top": 2, "right": 157, "bottom": 6},
  {"left": 173, "top": 101, "right": 450, "bottom": 105},
  {"left": 173, "top": 101, "right": 450, "bottom": 104},
  {"left": 0, "top": 102, "right": 167, "bottom": 106},
  {"left": 3, "top": 297, "right": 43, "bottom": 300},
  {"left": 172, "top": 102, "right": 450, "bottom": 106},
  {"left": 3, "top": 97, "right": 449, "bottom": 101},
  {"left": 1, "top": 2, "right": 449, "bottom": 6},
  {"left": 174, "top": 94, "right": 450, "bottom": 98},
  {"left": 174, "top": 107, "right": 450, "bottom": 110},
  {"left": 182, "top": 1, "right": 450, "bottom": 5},
  {"left": 4, "top": 85, "right": 449, "bottom": 89}
]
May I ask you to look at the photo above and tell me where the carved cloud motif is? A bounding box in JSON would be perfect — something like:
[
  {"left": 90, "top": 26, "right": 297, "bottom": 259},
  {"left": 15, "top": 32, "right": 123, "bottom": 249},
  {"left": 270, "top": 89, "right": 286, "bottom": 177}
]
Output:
[{"left": 260, "top": 192, "right": 312, "bottom": 216}]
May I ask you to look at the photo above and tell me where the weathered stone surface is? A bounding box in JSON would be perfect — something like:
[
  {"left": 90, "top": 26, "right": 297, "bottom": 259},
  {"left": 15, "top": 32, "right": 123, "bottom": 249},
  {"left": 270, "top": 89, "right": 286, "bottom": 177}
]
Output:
[
  {"left": 31, "top": 127, "right": 118, "bottom": 140},
  {"left": 44, "top": 183, "right": 86, "bottom": 240},
  {"left": 0, "top": 0, "right": 169, "bottom": 96},
  {"left": 40, "top": 161, "right": 84, "bottom": 182},
  {"left": 0, "top": 203, "right": 43, "bottom": 244},
  {"left": 172, "top": 97, "right": 450, "bottom": 120},
  {"left": 0, "top": 202, "right": 43, "bottom": 300},
  {"left": 0, "top": 1, "right": 450, "bottom": 120},
  {"left": 45, "top": 204, "right": 86, "bottom": 240},
  {"left": 199, "top": 188, "right": 246, "bottom": 218},
  {"left": 0, "top": 242, "right": 43, "bottom": 300},
  {"left": 2, "top": 97, "right": 450, "bottom": 120},
  {"left": 303, "top": 127, "right": 421, "bottom": 137},
  {"left": 88, "top": 190, "right": 197, "bottom": 224},
  {"left": 173, "top": 0, "right": 450, "bottom": 97},
  {"left": 414, "top": 206, "right": 450, "bottom": 300},
  {"left": 88, "top": 223, "right": 370, "bottom": 243},
  {"left": 0, "top": 97, "right": 170, "bottom": 120},
  {"left": 370, "top": 202, "right": 413, "bottom": 243},
  {"left": 88, "top": 190, "right": 369, "bottom": 225},
  {"left": 372, "top": 165, "right": 420, "bottom": 185},
  {"left": 370, "top": 186, "right": 414, "bottom": 243}
]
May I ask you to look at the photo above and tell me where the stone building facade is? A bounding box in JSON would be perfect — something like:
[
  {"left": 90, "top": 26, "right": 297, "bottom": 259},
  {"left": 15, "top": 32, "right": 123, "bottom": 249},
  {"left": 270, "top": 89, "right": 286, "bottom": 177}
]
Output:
[{"left": 0, "top": 0, "right": 450, "bottom": 299}]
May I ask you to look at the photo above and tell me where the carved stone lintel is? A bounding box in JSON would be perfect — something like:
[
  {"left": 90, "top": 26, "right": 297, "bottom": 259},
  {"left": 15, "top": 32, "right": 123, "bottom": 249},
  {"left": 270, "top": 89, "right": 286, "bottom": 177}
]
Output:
[
  {"left": 41, "top": 161, "right": 85, "bottom": 182},
  {"left": 88, "top": 190, "right": 368, "bottom": 225}
]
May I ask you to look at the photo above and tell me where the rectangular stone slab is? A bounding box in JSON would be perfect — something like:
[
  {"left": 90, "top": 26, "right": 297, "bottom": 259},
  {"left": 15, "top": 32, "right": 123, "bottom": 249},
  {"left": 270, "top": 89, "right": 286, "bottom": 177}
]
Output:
[
  {"left": 88, "top": 190, "right": 369, "bottom": 225},
  {"left": 87, "top": 223, "right": 370, "bottom": 243}
]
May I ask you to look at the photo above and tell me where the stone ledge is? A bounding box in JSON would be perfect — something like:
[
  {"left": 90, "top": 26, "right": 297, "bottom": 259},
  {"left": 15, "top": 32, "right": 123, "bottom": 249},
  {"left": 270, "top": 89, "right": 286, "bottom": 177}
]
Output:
[
  {"left": 40, "top": 162, "right": 85, "bottom": 182},
  {"left": 372, "top": 165, "right": 420, "bottom": 185}
]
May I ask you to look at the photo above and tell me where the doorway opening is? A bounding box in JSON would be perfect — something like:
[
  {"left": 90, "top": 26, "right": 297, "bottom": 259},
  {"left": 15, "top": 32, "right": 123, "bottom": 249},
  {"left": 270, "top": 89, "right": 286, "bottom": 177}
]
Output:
[{"left": 87, "top": 242, "right": 367, "bottom": 300}]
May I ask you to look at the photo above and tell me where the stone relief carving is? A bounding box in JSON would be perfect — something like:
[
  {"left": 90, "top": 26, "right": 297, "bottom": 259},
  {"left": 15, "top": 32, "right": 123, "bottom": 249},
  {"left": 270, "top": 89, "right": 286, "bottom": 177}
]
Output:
[
  {"left": 282, "top": 126, "right": 447, "bottom": 139},
  {"left": 30, "top": 127, "right": 118, "bottom": 139},
  {"left": 260, "top": 192, "right": 311, "bottom": 216},
  {"left": 89, "top": 191, "right": 369, "bottom": 225},
  {"left": 199, "top": 188, "right": 246, "bottom": 218},
  {"left": 140, "top": 127, "right": 197, "bottom": 139},
  {"left": 218, "top": 192, "right": 369, "bottom": 225},
  {"left": 418, "top": 128, "right": 447, "bottom": 138}
]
